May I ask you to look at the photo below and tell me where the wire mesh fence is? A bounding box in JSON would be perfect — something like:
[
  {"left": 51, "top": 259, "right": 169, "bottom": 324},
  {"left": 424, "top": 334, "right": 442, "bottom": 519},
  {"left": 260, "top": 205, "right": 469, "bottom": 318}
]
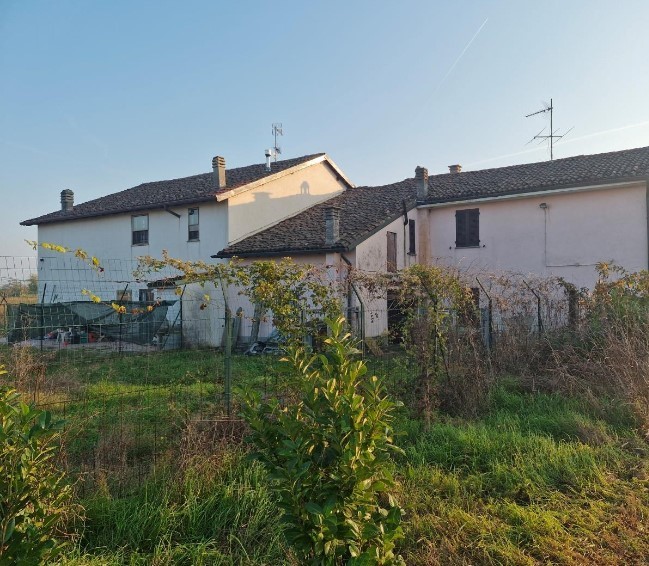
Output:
[{"left": 1, "top": 255, "right": 578, "bottom": 494}]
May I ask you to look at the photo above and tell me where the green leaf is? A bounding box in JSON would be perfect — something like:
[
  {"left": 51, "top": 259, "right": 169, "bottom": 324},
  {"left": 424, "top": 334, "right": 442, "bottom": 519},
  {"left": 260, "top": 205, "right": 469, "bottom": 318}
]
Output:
[{"left": 304, "top": 502, "right": 323, "bottom": 515}]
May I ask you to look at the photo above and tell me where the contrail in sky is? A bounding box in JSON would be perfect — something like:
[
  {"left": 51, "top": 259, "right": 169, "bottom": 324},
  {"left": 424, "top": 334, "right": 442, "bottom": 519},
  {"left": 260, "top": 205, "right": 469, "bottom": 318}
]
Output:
[
  {"left": 466, "top": 118, "right": 649, "bottom": 168},
  {"left": 436, "top": 17, "right": 489, "bottom": 90},
  {"left": 412, "top": 17, "right": 488, "bottom": 123},
  {"left": 555, "top": 119, "right": 649, "bottom": 146}
]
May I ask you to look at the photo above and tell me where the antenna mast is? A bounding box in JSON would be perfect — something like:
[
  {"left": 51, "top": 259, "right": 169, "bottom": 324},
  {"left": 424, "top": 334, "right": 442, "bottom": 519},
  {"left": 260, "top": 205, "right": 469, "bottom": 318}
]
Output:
[
  {"left": 525, "top": 98, "right": 572, "bottom": 160},
  {"left": 271, "top": 123, "right": 283, "bottom": 162}
]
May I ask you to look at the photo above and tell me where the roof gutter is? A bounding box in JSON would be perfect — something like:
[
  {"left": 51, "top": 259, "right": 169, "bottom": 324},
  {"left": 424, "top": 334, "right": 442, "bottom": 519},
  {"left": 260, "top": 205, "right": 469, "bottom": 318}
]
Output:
[
  {"left": 213, "top": 244, "right": 348, "bottom": 259},
  {"left": 646, "top": 177, "right": 649, "bottom": 271},
  {"left": 21, "top": 196, "right": 217, "bottom": 226}
]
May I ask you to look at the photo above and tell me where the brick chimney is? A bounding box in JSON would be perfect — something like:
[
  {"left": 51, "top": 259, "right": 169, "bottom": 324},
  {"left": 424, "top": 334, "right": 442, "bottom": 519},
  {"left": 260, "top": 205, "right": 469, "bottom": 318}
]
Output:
[
  {"left": 448, "top": 164, "right": 462, "bottom": 174},
  {"left": 212, "top": 156, "right": 226, "bottom": 189},
  {"left": 324, "top": 206, "right": 341, "bottom": 246},
  {"left": 60, "top": 189, "right": 74, "bottom": 211},
  {"left": 415, "top": 166, "right": 428, "bottom": 199}
]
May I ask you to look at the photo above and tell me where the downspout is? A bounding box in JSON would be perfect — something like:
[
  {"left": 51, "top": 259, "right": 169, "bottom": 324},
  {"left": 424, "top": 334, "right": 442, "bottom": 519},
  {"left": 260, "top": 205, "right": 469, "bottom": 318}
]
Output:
[
  {"left": 341, "top": 254, "right": 365, "bottom": 355},
  {"left": 646, "top": 179, "right": 649, "bottom": 270}
]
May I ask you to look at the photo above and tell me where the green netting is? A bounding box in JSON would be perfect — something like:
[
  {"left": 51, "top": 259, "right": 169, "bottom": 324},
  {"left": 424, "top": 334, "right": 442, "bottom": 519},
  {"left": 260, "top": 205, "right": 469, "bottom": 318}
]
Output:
[{"left": 6, "top": 301, "right": 176, "bottom": 345}]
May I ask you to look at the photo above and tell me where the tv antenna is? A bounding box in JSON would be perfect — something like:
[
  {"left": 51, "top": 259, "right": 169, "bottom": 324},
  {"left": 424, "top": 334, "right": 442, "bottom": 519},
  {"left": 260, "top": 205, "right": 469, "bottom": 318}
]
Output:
[
  {"left": 271, "top": 123, "right": 283, "bottom": 162},
  {"left": 525, "top": 98, "right": 573, "bottom": 160}
]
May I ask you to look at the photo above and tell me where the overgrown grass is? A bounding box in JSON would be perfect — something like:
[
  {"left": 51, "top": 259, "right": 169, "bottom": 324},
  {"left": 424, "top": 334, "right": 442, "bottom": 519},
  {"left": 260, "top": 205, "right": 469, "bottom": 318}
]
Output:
[
  {"left": 395, "top": 383, "right": 649, "bottom": 565},
  {"left": 2, "top": 346, "right": 647, "bottom": 564},
  {"left": 60, "top": 449, "right": 290, "bottom": 565}
]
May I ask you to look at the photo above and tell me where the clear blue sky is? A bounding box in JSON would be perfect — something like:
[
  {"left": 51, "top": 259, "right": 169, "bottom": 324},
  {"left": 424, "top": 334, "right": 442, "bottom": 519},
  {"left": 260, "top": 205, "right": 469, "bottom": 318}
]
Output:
[{"left": 2, "top": 0, "right": 649, "bottom": 257}]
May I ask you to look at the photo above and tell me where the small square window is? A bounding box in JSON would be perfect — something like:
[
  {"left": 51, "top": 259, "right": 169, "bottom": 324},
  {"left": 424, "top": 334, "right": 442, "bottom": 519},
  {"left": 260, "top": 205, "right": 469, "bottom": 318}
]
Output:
[
  {"left": 116, "top": 289, "right": 132, "bottom": 302},
  {"left": 139, "top": 289, "right": 154, "bottom": 303},
  {"left": 455, "top": 208, "right": 479, "bottom": 248},
  {"left": 188, "top": 208, "right": 199, "bottom": 241},
  {"left": 132, "top": 214, "right": 149, "bottom": 245}
]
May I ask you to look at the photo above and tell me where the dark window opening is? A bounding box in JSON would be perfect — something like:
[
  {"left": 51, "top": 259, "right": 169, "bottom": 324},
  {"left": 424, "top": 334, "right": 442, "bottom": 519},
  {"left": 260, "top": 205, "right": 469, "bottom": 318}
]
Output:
[
  {"left": 455, "top": 208, "right": 480, "bottom": 248},
  {"left": 188, "top": 207, "right": 199, "bottom": 241},
  {"left": 139, "top": 289, "right": 154, "bottom": 303},
  {"left": 387, "top": 231, "right": 397, "bottom": 272},
  {"left": 408, "top": 219, "right": 416, "bottom": 255},
  {"left": 132, "top": 214, "right": 149, "bottom": 246}
]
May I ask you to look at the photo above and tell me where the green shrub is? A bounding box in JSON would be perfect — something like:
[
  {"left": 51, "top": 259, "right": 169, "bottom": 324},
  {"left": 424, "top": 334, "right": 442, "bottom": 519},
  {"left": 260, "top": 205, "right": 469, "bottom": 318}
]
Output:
[
  {"left": 0, "top": 364, "right": 75, "bottom": 564},
  {"left": 241, "top": 317, "right": 405, "bottom": 565}
]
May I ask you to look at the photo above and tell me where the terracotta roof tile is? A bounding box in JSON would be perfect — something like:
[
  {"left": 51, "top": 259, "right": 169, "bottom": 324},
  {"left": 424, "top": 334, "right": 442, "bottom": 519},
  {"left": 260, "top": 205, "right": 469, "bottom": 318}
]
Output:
[
  {"left": 217, "top": 145, "right": 649, "bottom": 257},
  {"left": 217, "top": 179, "right": 417, "bottom": 257},
  {"left": 426, "top": 145, "right": 649, "bottom": 202},
  {"left": 21, "top": 154, "right": 325, "bottom": 226}
]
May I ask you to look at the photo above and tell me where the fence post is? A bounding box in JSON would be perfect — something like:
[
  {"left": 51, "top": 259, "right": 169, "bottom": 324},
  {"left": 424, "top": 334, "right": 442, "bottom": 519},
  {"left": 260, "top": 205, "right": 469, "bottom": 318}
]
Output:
[
  {"left": 567, "top": 287, "right": 579, "bottom": 329},
  {"left": 476, "top": 277, "right": 493, "bottom": 351},
  {"left": 40, "top": 283, "right": 47, "bottom": 352},
  {"left": 118, "top": 283, "right": 129, "bottom": 355},
  {"left": 523, "top": 280, "right": 543, "bottom": 336},
  {"left": 224, "top": 306, "right": 232, "bottom": 417}
]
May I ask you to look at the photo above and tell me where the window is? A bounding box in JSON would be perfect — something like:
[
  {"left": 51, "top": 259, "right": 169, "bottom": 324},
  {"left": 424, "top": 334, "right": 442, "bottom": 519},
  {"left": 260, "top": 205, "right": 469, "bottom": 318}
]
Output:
[
  {"left": 408, "top": 219, "right": 416, "bottom": 255},
  {"left": 139, "top": 289, "right": 154, "bottom": 303},
  {"left": 387, "top": 231, "right": 397, "bottom": 272},
  {"left": 188, "top": 207, "right": 199, "bottom": 241},
  {"left": 132, "top": 214, "right": 149, "bottom": 245},
  {"left": 116, "top": 289, "right": 132, "bottom": 302},
  {"left": 455, "top": 208, "right": 479, "bottom": 248}
]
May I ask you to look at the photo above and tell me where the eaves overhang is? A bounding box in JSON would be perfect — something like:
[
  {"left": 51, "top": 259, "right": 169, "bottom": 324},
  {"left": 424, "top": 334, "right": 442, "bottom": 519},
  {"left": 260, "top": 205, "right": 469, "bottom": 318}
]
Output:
[{"left": 418, "top": 178, "right": 647, "bottom": 209}]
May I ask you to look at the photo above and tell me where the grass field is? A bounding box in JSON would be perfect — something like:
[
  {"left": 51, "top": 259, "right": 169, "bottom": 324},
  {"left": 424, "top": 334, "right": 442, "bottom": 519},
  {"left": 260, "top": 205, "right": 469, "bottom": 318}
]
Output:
[{"left": 1, "top": 347, "right": 648, "bottom": 564}]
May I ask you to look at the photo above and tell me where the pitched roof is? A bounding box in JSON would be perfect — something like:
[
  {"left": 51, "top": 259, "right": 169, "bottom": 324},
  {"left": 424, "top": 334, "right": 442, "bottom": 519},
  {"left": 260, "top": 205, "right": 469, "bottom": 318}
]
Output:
[
  {"left": 426, "top": 145, "right": 649, "bottom": 203},
  {"left": 216, "top": 179, "right": 417, "bottom": 258},
  {"left": 21, "top": 153, "right": 328, "bottom": 226},
  {"left": 216, "top": 145, "right": 649, "bottom": 258}
]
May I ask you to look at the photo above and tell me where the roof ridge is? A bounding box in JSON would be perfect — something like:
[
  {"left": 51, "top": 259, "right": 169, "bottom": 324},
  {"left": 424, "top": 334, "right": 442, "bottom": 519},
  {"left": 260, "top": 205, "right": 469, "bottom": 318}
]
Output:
[
  {"left": 21, "top": 152, "right": 328, "bottom": 226},
  {"left": 431, "top": 144, "right": 649, "bottom": 178}
]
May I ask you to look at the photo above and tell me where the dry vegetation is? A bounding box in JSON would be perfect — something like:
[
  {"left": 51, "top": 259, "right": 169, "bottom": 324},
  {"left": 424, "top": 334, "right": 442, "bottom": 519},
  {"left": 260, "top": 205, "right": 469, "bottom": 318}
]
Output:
[{"left": 1, "top": 264, "right": 648, "bottom": 564}]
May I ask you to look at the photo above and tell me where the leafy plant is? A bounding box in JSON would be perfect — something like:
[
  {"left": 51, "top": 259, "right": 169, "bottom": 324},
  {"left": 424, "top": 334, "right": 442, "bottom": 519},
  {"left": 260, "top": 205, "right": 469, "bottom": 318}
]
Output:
[
  {"left": 0, "top": 364, "right": 75, "bottom": 564},
  {"left": 241, "top": 317, "right": 405, "bottom": 565}
]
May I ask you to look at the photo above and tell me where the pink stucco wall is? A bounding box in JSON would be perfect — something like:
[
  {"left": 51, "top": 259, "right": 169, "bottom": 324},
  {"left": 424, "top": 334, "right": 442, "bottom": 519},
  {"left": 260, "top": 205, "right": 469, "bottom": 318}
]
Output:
[{"left": 424, "top": 182, "right": 648, "bottom": 289}]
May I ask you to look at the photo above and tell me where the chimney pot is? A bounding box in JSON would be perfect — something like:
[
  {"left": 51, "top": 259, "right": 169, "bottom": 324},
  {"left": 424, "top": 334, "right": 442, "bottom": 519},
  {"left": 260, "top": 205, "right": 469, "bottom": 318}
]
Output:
[
  {"left": 212, "top": 155, "right": 226, "bottom": 189},
  {"left": 415, "top": 166, "right": 429, "bottom": 199},
  {"left": 60, "top": 189, "right": 74, "bottom": 212},
  {"left": 264, "top": 149, "right": 272, "bottom": 172},
  {"left": 324, "top": 206, "right": 341, "bottom": 246},
  {"left": 448, "top": 164, "right": 462, "bottom": 174}
]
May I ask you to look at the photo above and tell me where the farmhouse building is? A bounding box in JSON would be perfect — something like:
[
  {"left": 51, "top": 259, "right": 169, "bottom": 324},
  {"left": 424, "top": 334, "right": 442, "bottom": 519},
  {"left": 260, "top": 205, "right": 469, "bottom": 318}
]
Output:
[
  {"left": 19, "top": 144, "right": 649, "bottom": 345},
  {"left": 21, "top": 152, "right": 353, "bottom": 303},
  {"left": 217, "top": 145, "right": 649, "bottom": 337},
  {"left": 219, "top": 145, "right": 649, "bottom": 289}
]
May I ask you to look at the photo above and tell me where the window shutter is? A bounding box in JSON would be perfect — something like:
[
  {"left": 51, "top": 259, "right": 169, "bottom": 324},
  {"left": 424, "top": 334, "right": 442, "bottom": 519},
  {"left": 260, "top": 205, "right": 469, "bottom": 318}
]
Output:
[
  {"left": 455, "top": 209, "right": 479, "bottom": 247},
  {"left": 387, "top": 232, "right": 397, "bottom": 272},
  {"left": 455, "top": 210, "right": 466, "bottom": 247},
  {"left": 408, "top": 219, "right": 416, "bottom": 254},
  {"left": 468, "top": 209, "right": 479, "bottom": 246}
]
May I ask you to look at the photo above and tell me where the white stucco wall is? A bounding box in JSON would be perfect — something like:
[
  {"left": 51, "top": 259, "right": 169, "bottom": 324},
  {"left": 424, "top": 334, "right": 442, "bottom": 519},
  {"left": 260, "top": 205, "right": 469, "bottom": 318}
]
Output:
[
  {"left": 38, "top": 202, "right": 227, "bottom": 264},
  {"left": 227, "top": 161, "right": 347, "bottom": 243},
  {"left": 424, "top": 182, "right": 648, "bottom": 290},
  {"left": 33, "top": 159, "right": 349, "bottom": 346},
  {"left": 36, "top": 202, "right": 228, "bottom": 303},
  {"left": 353, "top": 211, "right": 419, "bottom": 338}
]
